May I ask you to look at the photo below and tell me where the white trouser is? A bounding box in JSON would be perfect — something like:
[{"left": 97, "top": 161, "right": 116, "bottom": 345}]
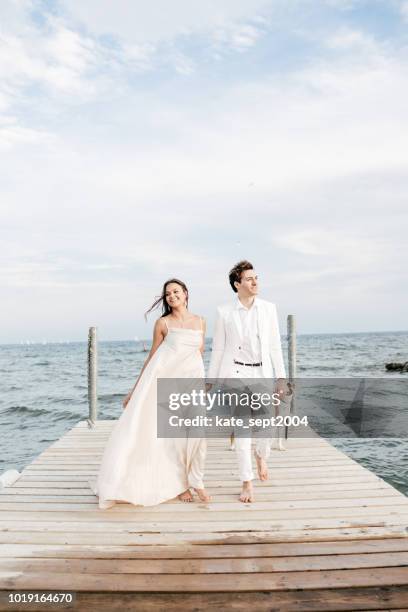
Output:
[
  {"left": 231, "top": 364, "right": 274, "bottom": 483},
  {"left": 187, "top": 438, "right": 207, "bottom": 490}
]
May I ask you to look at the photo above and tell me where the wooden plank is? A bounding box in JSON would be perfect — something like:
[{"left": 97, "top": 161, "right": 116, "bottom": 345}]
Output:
[
  {"left": 4, "top": 588, "right": 403, "bottom": 612},
  {"left": 3, "top": 538, "right": 408, "bottom": 559},
  {"left": 38, "top": 447, "right": 352, "bottom": 456},
  {"left": 21, "top": 467, "right": 369, "bottom": 478},
  {"left": 40, "top": 446, "right": 351, "bottom": 454},
  {"left": 50, "top": 440, "right": 334, "bottom": 447},
  {"left": 0, "top": 538, "right": 408, "bottom": 559},
  {"left": 7, "top": 488, "right": 389, "bottom": 503},
  {"left": 1, "top": 505, "right": 407, "bottom": 522},
  {"left": 1, "top": 526, "right": 407, "bottom": 546},
  {"left": 30, "top": 445, "right": 357, "bottom": 454},
  {"left": 29, "top": 460, "right": 360, "bottom": 470},
  {"left": 0, "top": 489, "right": 402, "bottom": 503},
  {"left": 1, "top": 516, "right": 407, "bottom": 534},
  {"left": 2, "top": 566, "right": 408, "bottom": 591},
  {"left": 53, "top": 447, "right": 334, "bottom": 455},
  {"left": 5, "top": 480, "right": 395, "bottom": 493},
  {"left": 0, "top": 496, "right": 405, "bottom": 513},
  {"left": 14, "top": 472, "right": 388, "bottom": 483},
  {"left": 2, "top": 551, "right": 408, "bottom": 574},
  {"left": 7, "top": 586, "right": 408, "bottom": 612},
  {"left": 41, "top": 454, "right": 351, "bottom": 463}
]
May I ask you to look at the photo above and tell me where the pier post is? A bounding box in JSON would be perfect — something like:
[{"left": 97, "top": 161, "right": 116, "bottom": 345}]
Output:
[
  {"left": 286, "top": 315, "right": 296, "bottom": 439},
  {"left": 87, "top": 326, "right": 98, "bottom": 427}
]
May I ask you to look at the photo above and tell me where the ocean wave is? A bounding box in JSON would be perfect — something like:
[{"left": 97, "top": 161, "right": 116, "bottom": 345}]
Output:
[
  {"left": 1, "top": 405, "right": 50, "bottom": 417},
  {"left": 99, "top": 393, "right": 125, "bottom": 401},
  {"left": 52, "top": 410, "right": 85, "bottom": 421},
  {"left": 53, "top": 397, "right": 87, "bottom": 405},
  {"left": 0, "top": 405, "right": 85, "bottom": 421}
]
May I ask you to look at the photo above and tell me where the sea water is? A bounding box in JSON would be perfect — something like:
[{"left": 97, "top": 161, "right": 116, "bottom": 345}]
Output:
[{"left": 0, "top": 331, "right": 407, "bottom": 494}]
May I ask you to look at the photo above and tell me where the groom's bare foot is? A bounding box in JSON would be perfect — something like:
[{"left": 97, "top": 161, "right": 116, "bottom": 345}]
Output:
[
  {"left": 239, "top": 481, "right": 254, "bottom": 503},
  {"left": 178, "top": 489, "right": 193, "bottom": 502},
  {"left": 194, "top": 488, "right": 211, "bottom": 503},
  {"left": 255, "top": 451, "right": 268, "bottom": 481}
]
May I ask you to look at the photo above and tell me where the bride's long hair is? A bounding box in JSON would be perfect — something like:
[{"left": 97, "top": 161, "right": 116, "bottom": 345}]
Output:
[{"left": 145, "top": 278, "right": 189, "bottom": 320}]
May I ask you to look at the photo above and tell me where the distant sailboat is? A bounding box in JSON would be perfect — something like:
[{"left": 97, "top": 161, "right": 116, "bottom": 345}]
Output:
[{"left": 142, "top": 341, "right": 148, "bottom": 352}]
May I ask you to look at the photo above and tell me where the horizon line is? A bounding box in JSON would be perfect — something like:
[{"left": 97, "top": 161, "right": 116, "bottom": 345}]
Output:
[{"left": 1, "top": 328, "right": 408, "bottom": 346}]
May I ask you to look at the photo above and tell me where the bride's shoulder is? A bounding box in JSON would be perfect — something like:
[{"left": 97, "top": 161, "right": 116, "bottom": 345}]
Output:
[{"left": 154, "top": 316, "right": 168, "bottom": 330}]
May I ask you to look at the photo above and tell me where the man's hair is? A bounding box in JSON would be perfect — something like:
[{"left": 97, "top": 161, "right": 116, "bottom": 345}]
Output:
[{"left": 229, "top": 260, "right": 253, "bottom": 293}]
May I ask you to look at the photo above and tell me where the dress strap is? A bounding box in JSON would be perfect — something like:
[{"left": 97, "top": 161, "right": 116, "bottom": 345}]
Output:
[{"left": 163, "top": 317, "right": 169, "bottom": 330}]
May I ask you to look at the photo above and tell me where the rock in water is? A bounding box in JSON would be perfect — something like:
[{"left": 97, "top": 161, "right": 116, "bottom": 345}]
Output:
[{"left": 385, "top": 362, "right": 408, "bottom": 372}]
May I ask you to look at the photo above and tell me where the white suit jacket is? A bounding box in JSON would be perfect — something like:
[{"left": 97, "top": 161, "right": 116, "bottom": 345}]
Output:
[{"left": 208, "top": 297, "right": 286, "bottom": 379}]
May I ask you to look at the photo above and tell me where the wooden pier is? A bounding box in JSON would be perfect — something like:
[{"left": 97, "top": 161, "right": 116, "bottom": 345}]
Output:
[{"left": 1, "top": 420, "right": 408, "bottom": 611}]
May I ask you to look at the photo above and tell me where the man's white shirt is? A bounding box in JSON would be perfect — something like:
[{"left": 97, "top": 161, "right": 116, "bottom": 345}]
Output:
[{"left": 235, "top": 297, "right": 262, "bottom": 364}]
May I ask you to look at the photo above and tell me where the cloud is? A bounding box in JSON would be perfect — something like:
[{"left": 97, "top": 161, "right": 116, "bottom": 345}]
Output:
[
  {"left": 326, "top": 27, "right": 381, "bottom": 54},
  {"left": 168, "top": 50, "right": 196, "bottom": 75},
  {"left": 2, "top": 24, "right": 407, "bottom": 223},
  {"left": 1, "top": 2, "right": 408, "bottom": 339},
  {"left": 272, "top": 227, "right": 388, "bottom": 269},
  {"left": 212, "top": 22, "right": 265, "bottom": 54},
  {"left": 0, "top": 1, "right": 269, "bottom": 130},
  {"left": 65, "top": 0, "right": 271, "bottom": 44},
  {"left": 0, "top": 20, "right": 104, "bottom": 116},
  {"left": 120, "top": 42, "right": 156, "bottom": 72},
  {"left": 400, "top": 0, "right": 408, "bottom": 21},
  {"left": 0, "top": 121, "right": 53, "bottom": 150},
  {"left": 324, "top": 0, "right": 358, "bottom": 9}
]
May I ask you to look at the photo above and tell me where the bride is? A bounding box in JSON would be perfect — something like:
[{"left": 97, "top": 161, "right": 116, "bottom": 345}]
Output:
[{"left": 91, "top": 278, "right": 210, "bottom": 508}]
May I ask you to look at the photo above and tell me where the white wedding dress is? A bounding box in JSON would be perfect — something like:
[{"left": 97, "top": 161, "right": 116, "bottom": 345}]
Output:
[{"left": 91, "top": 319, "right": 207, "bottom": 508}]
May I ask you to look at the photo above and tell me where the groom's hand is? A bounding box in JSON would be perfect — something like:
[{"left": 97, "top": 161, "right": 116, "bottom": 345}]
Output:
[{"left": 274, "top": 378, "right": 287, "bottom": 400}]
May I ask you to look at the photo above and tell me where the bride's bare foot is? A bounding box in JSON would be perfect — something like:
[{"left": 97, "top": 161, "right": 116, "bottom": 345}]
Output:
[
  {"left": 255, "top": 451, "right": 268, "bottom": 481},
  {"left": 178, "top": 489, "right": 193, "bottom": 502},
  {"left": 239, "top": 481, "right": 254, "bottom": 503},
  {"left": 194, "top": 488, "right": 211, "bottom": 503}
]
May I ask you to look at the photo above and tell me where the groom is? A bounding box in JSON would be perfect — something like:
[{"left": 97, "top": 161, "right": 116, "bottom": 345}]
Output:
[{"left": 208, "top": 260, "right": 287, "bottom": 502}]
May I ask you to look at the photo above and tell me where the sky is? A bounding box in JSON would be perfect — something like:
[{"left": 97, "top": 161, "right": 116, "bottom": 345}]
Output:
[{"left": 1, "top": 0, "right": 408, "bottom": 343}]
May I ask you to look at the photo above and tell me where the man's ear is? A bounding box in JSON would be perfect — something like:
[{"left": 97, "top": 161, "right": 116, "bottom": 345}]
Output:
[{"left": 234, "top": 280, "right": 240, "bottom": 291}]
